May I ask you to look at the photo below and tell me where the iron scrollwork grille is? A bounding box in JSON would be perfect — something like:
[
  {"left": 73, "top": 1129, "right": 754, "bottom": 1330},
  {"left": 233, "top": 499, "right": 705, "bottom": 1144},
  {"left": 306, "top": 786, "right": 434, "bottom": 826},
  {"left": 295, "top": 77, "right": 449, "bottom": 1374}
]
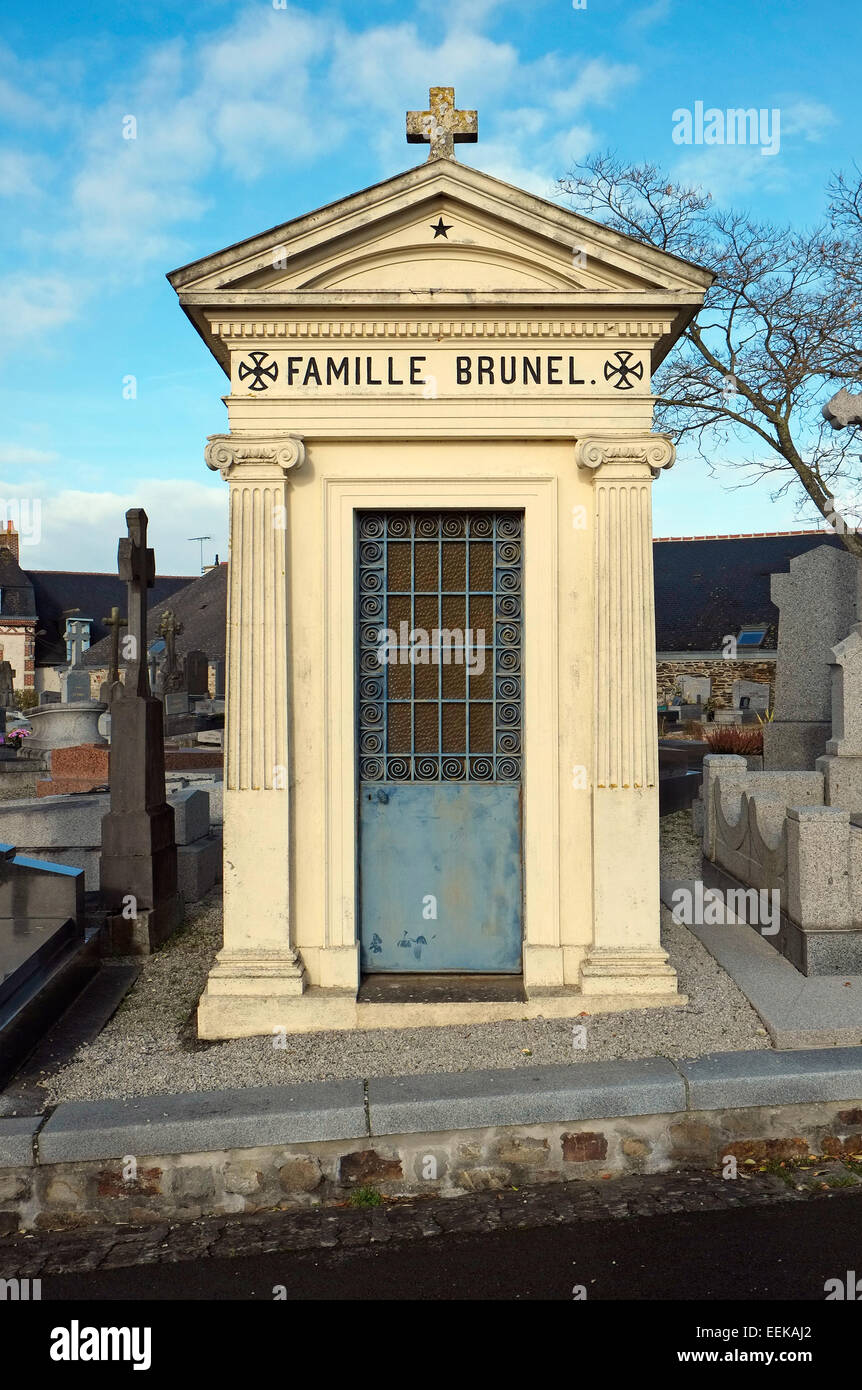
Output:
[{"left": 357, "top": 511, "right": 523, "bottom": 783}]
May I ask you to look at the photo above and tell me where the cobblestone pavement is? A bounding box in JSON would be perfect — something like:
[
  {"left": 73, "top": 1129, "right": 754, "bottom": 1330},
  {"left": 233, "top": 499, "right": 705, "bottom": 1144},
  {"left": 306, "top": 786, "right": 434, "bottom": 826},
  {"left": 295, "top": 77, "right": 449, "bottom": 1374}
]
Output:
[{"left": 3, "top": 1165, "right": 860, "bottom": 1278}]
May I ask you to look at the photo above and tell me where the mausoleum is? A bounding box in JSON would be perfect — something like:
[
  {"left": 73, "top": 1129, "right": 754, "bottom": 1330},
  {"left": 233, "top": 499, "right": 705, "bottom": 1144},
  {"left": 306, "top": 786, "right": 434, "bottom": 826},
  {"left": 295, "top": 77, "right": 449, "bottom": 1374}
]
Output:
[{"left": 169, "top": 88, "right": 712, "bottom": 1038}]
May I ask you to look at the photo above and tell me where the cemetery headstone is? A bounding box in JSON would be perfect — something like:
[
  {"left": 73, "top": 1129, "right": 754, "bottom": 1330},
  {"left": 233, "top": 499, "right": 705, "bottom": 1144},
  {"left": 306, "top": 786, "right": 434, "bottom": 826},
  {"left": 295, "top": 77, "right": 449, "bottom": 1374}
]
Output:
[
  {"left": 732, "top": 678, "right": 769, "bottom": 711},
  {"left": 164, "top": 692, "right": 190, "bottom": 718},
  {"left": 99, "top": 606, "right": 127, "bottom": 703},
  {"left": 763, "top": 545, "right": 860, "bottom": 770},
  {"left": 159, "top": 609, "right": 184, "bottom": 694},
  {"left": 680, "top": 674, "right": 710, "bottom": 705},
  {"left": 60, "top": 617, "right": 94, "bottom": 702},
  {"left": 184, "top": 649, "right": 208, "bottom": 697},
  {"left": 0, "top": 658, "right": 16, "bottom": 709},
  {"left": 59, "top": 667, "right": 91, "bottom": 702},
  {"left": 814, "top": 622, "right": 862, "bottom": 810},
  {"left": 100, "top": 508, "right": 181, "bottom": 954}
]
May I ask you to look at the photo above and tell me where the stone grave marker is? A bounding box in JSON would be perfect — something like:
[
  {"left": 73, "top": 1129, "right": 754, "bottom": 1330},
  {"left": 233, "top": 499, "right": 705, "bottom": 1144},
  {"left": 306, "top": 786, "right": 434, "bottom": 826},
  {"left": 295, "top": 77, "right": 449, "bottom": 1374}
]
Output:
[
  {"left": 732, "top": 678, "right": 770, "bottom": 711},
  {"left": 100, "top": 508, "right": 181, "bottom": 954},
  {"left": 0, "top": 658, "right": 16, "bottom": 709},
  {"left": 99, "top": 606, "right": 127, "bottom": 703},
  {"left": 60, "top": 617, "right": 94, "bottom": 702},
  {"left": 764, "top": 545, "right": 860, "bottom": 769},
  {"left": 680, "top": 674, "right": 710, "bottom": 705},
  {"left": 184, "top": 649, "right": 208, "bottom": 697}
]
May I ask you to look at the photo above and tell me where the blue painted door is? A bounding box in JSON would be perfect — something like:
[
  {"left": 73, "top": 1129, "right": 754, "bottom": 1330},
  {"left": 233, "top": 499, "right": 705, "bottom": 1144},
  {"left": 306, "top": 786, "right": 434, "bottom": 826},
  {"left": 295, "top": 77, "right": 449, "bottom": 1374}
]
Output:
[{"left": 357, "top": 511, "right": 523, "bottom": 973}]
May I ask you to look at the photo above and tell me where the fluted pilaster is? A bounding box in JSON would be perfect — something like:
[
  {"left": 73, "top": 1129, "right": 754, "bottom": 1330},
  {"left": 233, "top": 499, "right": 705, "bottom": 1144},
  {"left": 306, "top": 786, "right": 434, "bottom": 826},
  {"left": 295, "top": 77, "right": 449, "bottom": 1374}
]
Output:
[
  {"left": 205, "top": 433, "right": 304, "bottom": 792},
  {"left": 576, "top": 433, "right": 680, "bottom": 996},
  {"left": 576, "top": 435, "right": 674, "bottom": 790},
  {"left": 197, "top": 432, "right": 308, "bottom": 1009}
]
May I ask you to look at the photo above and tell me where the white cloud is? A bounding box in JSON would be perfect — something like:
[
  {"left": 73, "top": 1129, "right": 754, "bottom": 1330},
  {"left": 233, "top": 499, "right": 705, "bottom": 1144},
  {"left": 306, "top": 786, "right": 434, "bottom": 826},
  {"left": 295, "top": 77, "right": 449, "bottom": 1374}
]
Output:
[
  {"left": 23, "top": 480, "right": 228, "bottom": 573},
  {"left": 630, "top": 0, "right": 673, "bottom": 30},
  {"left": 0, "top": 149, "right": 44, "bottom": 200},
  {"left": 0, "top": 446, "right": 60, "bottom": 467},
  {"left": 6, "top": 5, "right": 643, "bottom": 339},
  {"left": 0, "top": 274, "right": 85, "bottom": 337},
  {"left": 780, "top": 100, "right": 837, "bottom": 142}
]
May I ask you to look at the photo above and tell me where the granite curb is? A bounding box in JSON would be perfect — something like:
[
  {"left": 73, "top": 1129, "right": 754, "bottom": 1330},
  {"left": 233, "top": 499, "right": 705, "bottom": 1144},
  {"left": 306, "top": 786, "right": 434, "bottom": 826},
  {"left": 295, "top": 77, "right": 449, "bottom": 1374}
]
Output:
[{"left": 3, "top": 1046, "right": 862, "bottom": 1166}]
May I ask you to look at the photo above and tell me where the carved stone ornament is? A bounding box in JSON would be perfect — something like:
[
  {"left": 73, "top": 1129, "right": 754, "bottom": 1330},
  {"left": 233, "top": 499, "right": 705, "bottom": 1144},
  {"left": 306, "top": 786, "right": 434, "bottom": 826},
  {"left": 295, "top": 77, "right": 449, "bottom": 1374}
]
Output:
[
  {"left": 204, "top": 434, "right": 306, "bottom": 481},
  {"left": 575, "top": 435, "right": 675, "bottom": 478}
]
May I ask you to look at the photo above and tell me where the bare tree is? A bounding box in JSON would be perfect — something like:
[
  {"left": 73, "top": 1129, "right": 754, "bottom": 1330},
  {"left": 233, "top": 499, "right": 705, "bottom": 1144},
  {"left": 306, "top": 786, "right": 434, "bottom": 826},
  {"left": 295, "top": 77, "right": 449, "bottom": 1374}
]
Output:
[{"left": 557, "top": 154, "right": 862, "bottom": 555}]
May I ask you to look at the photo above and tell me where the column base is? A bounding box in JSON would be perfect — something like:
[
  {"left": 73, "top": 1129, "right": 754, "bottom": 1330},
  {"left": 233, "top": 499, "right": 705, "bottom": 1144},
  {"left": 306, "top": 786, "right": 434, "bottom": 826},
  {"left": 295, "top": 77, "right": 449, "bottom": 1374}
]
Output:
[
  {"left": 579, "top": 946, "right": 681, "bottom": 997},
  {"left": 204, "top": 947, "right": 308, "bottom": 995}
]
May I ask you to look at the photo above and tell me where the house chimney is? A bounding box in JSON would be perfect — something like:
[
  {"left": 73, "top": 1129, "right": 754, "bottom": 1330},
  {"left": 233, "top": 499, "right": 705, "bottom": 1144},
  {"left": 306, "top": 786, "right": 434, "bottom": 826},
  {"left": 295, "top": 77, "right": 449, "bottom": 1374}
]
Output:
[{"left": 0, "top": 520, "right": 19, "bottom": 563}]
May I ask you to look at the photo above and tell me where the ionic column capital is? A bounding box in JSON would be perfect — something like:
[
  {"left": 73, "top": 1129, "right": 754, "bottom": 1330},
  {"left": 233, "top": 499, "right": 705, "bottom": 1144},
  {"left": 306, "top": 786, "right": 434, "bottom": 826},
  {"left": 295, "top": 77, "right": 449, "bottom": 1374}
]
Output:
[
  {"left": 205, "top": 432, "right": 306, "bottom": 482},
  {"left": 575, "top": 433, "right": 675, "bottom": 479}
]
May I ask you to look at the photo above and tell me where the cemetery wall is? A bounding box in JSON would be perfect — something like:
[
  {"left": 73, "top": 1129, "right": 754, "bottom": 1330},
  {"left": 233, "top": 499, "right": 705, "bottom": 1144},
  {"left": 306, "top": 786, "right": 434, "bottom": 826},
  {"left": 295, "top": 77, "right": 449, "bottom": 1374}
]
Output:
[
  {"left": 657, "top": 657, "right": 775, "bottom": 709},
  {"left": 2, "top": 1099, "right": 861, "bottom": 1232}
]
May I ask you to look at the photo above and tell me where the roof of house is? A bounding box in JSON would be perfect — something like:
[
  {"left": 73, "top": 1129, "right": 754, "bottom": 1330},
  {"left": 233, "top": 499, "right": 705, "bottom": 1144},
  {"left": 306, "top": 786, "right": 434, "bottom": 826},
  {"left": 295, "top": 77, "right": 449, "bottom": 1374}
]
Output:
[
  {"left": 653, "top": 530, "right": 846, "bottom": 651},
  {"left": 28, "top": 570, "right": 195, "bottom": 667},
  {"left": 82, "top": 562, "right": 228, "bottom": 667},
  {"left": 0, "top": 546, "right": 37, "bottom": 619},
  {"left": 27, "top": 530, "right": 850, "bottom": 672}
]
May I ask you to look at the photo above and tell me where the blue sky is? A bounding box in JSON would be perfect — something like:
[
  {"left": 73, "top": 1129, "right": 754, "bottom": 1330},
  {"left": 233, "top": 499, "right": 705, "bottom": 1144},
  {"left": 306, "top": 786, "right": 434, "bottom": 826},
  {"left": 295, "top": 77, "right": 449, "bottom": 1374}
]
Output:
[{"left": 1, "top": 0, "right": 858, "bottom": 571}]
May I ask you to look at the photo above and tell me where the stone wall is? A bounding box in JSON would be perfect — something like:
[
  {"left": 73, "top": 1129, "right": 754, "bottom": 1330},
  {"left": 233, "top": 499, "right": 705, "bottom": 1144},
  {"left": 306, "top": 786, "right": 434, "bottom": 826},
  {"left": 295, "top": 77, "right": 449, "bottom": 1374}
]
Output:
[
  {"left": 657, "top": 657, "right": 775, "bottom": 710},
  {"left": 2, "top": 1100, "right": 861, "bottom": 1233}
]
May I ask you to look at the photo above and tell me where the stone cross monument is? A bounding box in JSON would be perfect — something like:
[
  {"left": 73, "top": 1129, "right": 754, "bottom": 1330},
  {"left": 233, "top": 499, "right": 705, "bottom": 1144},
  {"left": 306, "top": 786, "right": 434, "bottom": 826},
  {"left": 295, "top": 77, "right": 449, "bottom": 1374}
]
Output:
[
  {"left": 60, "top": 617, "right": 93, "bottom": 703},
  {"left": 159, "top": 609, "right": 185, "bottom": 694},
  {"left": 99, "top": 606, "right": 127, "bottom": 703},
  {"left": 100, "top": 508, "right": 181, "bottom": 953}
]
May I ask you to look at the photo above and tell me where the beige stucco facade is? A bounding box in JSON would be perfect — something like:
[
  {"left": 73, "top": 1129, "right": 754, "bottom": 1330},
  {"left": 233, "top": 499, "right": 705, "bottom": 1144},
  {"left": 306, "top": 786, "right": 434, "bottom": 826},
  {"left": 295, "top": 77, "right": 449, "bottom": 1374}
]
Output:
[{"left": 169, "top": 144, "right": 711, "bottom": 1038}]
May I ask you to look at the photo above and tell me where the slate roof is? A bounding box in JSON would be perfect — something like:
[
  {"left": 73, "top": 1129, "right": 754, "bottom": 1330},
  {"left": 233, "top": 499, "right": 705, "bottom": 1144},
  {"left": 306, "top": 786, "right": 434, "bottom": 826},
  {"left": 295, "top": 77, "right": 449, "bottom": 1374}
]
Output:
[
  {"left": 28, "top": 570, "right": 195, "bottom": 667},
  {"left": 654, "top": 531, "right": 846, "bottom": 652},
  {"left": 26, "top": 532, "right": 850, "bottom": 672},
  {"left": 0, "top": 547, "right": 37, "bottom": 619},
  {"left": 82, "top": 562, "right": 228, "bottom": 667}
]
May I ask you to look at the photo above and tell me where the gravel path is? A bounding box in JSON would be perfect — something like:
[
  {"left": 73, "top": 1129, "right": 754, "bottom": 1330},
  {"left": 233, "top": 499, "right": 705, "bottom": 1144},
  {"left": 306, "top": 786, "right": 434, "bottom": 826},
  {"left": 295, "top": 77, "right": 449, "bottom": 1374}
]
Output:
[{"left": 37, "top": 810, "right": 769, "bottom": 1104}]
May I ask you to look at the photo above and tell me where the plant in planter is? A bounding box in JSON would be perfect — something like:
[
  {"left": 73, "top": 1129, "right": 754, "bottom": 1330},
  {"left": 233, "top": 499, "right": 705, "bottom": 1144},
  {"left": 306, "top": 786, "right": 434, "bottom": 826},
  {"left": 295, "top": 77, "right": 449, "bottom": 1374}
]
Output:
[{"left": 703, "top": 724, "right": 764, "bottom": 755}]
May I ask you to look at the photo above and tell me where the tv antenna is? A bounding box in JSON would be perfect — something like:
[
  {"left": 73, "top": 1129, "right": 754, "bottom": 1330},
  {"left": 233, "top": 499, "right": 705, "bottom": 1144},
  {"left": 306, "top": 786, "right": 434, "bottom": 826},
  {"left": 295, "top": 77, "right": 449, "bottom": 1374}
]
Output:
[{"left": 188, "top": 535, "right": 213, "bottom": 574}]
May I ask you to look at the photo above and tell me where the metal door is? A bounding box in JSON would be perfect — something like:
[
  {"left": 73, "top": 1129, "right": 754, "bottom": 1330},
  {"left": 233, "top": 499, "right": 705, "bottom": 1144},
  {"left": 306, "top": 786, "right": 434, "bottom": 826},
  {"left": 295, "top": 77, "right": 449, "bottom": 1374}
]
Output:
[{"left": 357, "top": 511, "right": 523, "bottom": 972}]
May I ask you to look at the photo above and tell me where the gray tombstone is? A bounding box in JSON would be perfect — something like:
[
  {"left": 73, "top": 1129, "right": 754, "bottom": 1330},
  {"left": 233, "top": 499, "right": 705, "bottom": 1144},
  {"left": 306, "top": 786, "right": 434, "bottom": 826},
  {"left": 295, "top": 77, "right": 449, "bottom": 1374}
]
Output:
[
  {"left": 0, "top": 660, "right": 16, "bottom": 709},
  {"left": 164, "top": 692, "right": 190, "bottom": 718},
  {"left": 680, "top": 674, "right": 710, "bottom": 705},
  {"left": 764, "top": 545, "right": 860, "bottom": 769},
  {"left": 211, "top": 659, "right": 225, "bottom": 698},
  {"left": 184, "top": 649, "right": 208, "bottom": 697},
  {"left": 60, "top": 668, "right": 92, "bottom": 703},
  {"left": 40, "top": 691, "right": 61, "bottom": 705},
  {"left": 731, "top": 678, "right": 770, "bottom": 711}
]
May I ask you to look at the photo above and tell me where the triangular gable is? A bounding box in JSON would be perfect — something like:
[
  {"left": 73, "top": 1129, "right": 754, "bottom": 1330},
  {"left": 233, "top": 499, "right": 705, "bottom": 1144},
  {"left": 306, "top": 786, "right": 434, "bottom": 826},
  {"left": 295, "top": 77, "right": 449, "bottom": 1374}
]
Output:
[
  {"left": 170, "top": 159, "right": 710, "bottom": 297},
  {"left": 169, "top": 158, "right": 711, "bottom": 375}
]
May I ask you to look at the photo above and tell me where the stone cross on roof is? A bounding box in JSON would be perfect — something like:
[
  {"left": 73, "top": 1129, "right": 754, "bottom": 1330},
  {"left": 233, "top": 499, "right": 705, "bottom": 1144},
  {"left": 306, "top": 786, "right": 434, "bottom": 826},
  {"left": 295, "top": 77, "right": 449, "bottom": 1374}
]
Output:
[{"left": 406, "top": 86, "right": 477, "bottom": 161}]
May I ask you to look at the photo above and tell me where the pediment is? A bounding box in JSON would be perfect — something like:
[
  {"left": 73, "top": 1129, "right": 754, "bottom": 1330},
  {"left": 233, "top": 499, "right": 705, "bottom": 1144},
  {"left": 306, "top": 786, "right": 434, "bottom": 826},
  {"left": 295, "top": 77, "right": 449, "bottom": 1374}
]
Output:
[{"left": 170, "top": 159, "right": 711, "bottom": 300}]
